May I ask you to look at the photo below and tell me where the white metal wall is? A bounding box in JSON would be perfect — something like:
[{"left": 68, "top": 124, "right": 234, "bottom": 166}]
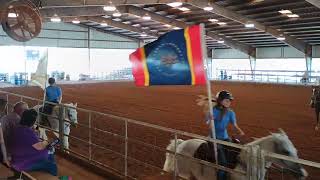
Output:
[
  {"left": 213, "top": 46, "right": 320, "bottom": 59},
  {"left": 0, "top": 22, "right": 139, "bottom": 49}
]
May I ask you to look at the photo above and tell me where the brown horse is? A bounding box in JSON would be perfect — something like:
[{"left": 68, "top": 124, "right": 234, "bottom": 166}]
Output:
[{"left": 310, "top": 86, "right": 320, "bottom": 130}]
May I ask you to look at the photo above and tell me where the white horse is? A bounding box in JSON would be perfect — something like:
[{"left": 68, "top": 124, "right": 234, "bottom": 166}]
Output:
[
  {"left": 33, "top": 103, "right": 78, "bottom": 150},
  {"left": 163, "top": 130, "right": 308, "bottom": 180}
]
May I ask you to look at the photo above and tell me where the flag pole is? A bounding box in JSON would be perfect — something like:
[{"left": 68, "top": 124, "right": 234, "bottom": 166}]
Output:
[
  {"left": 199, "top": 23, "right": 218, "bottom": 164},
  {"left": 41, "top": 49, "right": 49, "bottom": 108}
]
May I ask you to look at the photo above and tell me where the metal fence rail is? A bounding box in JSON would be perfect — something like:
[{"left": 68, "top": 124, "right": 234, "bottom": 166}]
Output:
[
  {"left": 0, "top": 90, "right": 320, "bottom": 179},
  {"left": 214, "top": 69, "right": 320, "bottom": 85}
]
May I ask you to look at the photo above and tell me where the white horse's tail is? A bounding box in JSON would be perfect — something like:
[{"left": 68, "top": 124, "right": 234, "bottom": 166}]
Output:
[{"left": 163, "top": 139, "right": 184, "bottom": 172}]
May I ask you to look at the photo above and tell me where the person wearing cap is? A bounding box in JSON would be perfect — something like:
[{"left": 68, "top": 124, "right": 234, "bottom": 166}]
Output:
[
  {"left": 207, "top": 90, "right": 244, "bottom": 140},
  {"left": 206, "top": 90, "right": 245, "bottom": 180}
]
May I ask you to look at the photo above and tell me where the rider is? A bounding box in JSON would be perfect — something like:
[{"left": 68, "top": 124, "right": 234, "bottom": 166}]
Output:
[
  {"left": 207, "top": 90, "right": 245, "bottom": 180},
  {"left": 43, "top": 78, "right": 62, "bottom": 118}
]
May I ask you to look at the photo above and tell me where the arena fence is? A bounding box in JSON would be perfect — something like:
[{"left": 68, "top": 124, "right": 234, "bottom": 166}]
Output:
[
  {"left": 214, "top": 69, "right": 320, "bottom": 85},
  {"left": 0, "top": 90, "right": 320, "bottom": 180}
]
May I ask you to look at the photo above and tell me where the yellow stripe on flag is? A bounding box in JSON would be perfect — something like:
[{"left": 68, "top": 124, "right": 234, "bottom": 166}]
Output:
[
  {"left": 184, "top": 28, "right": 195, "bottom": 85},
  {"left": 140, "top": 48, "right": 150, "bottom": 86}
]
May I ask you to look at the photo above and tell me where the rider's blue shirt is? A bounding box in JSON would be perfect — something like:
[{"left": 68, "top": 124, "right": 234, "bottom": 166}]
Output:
[
  {"left": 206, "top": 107, "right": 236, "bottom": 140},
  {"left": 45, "top": 85, "right": 62, "bottom": 103}
]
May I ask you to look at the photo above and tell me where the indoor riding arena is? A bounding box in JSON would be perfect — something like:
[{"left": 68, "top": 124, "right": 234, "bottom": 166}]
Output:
[{"left": 0, "top": 0, "right": 320, "bottom": 180}]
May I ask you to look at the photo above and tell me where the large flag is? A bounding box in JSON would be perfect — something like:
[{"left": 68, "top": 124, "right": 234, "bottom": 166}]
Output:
[
  {"left": 129, "top": 25, "right": 207, "bottom": 86},
  {"left": 30, "top": 50, "right": 48, "bottom": 90}
]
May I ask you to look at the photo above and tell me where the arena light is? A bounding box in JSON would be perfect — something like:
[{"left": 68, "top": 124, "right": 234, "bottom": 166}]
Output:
[
  {"left": 132, "top": 24, "right": 140, "bottom": 27},
  {"left": 103, "top": 1, "right": 116, "bottom": 11},
  {"left": 178, "top": 7, "right": 190, "bottom": 11},
  {"left": 72, "top": 19, "right": 81, "bottom": 24},
  {"left": 217, "top": 22, "right": 226, "bottom": 25},
  {"left": 164, "top": 24, "right": 172, "bottom": 28},
  {"left": 8, "top": 12, "right": 18, "bottom": 18},
  {"left": 167, "top": 2, "right": 183, "bottom": 7},
  {"left": 141, "top": 33, "right": 147, "bottom": 37},
  {"left": 208, "top": 18, "right": 218, "bottom": 22},
  {"left": 217, "top": 40, "right": 224, "bottom": 43},
  {"left": 100, "top": 21, "right": 108, "bottom": 26},
  {"left": 277, "top": 35, "right": 285, "bottom": 41},
  {"left": 50, "top": 14, "right": 61, "bottom": 23},
  {"left": 204, "top": 6, "right": 213, "bottom": 11},
  {"left": 287, "top": 14, "right": 299, "bottom": 18},
  {"left": 112, "top": 11, "right": 122, "bottom": 17},
  {"left": 173, "top": 27, "right": 181, "bottom": 30},
  {"left": 245, "top": 23, "right": 255, "bottom": 28},
  {"left": 279, "top": 9, "right": 292, "bottom": 14},
  {"left": 142, "top": 14, "right": 151, "bottom": 20}
]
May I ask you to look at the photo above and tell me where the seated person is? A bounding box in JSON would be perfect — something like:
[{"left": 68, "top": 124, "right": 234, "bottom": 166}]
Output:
[
  {"left": 1, "top": 101, "right": 28, "bottom": 149},
  {"left": 9, "top": 109, "right": 57, "bottom": 176}
]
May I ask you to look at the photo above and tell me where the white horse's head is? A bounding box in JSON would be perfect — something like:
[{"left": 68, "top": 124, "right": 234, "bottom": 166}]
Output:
[
  {"left": 269, "top": 130, "right": 308, "bottom": 178},
  {"left": 64, "top": 103, "right": 78, "bottom": 126}
]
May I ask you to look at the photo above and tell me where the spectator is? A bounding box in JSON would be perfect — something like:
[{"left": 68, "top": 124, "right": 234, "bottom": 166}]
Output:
[
  {"left": 9, "top": 109, "right": 57, "bottom": 176},
  {"left": 0, "top": 101, "right": 28, "bottom": 148}
]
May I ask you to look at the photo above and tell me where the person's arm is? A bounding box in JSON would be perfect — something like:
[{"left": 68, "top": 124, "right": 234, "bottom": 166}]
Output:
[
  {"left": 230, "top": 111, "right": 245, "bottom": 136},
  {"left": 32, "top": 140, "right": 49, "bottom": 151},
  {"left": 0, "top": 126, "right": 10, "bottom": 167},
  {"left": 233, "top": 123, "right": 245, "bottom": 136}
]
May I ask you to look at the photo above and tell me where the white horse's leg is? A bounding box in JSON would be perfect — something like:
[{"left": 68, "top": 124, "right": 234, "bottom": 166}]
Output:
[
  {"left": 39, "top": 128, "right": 48, "bottom": 141},
  {"left": 63, "top": 123, "right": 71, "bottom": 150}
]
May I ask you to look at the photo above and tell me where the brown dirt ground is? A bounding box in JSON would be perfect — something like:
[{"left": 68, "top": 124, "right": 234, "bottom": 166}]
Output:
[{"left": 2, "top": 81, "right": 320, "bottom": 179}]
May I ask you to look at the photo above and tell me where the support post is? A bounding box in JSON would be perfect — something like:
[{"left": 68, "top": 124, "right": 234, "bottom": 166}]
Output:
[
  {"left": 249, "top": 56, "right": 256, "bottom": 81},
  {"left": 306, "top": 56, "right": 312, "bottom": 82},
  {"left": 88, "top": 27, "right": 91, "bottom": 77},
  {"left": 207, "top": 49, "right": 213, "bottom": 80},
  {"left": 305, "top": 45, "right": 313, "bottom": 82}
]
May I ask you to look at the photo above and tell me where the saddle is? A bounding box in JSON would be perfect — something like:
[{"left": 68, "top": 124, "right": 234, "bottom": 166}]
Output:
[
  {"left": 193, "top": 138, "right": 241, "bottom": 169},
  {"left": 39, "top": 104, "right": 56, "bottom": 127}
]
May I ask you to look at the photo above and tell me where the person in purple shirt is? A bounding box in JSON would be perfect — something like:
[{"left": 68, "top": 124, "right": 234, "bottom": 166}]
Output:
[{"left": 9, "top": 109, "right": 57, "bottom": 176}]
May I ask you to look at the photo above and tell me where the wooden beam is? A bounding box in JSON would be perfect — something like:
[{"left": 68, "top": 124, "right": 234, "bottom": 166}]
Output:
[
  {"left": 40, "top": 6, "right": 108, "bottom": 17},
  {"left": 41, "top": 0, "right": 174, "bottom": 7},
  {"left": 39, "top": 5, "right": 256, "bottom": 56},
  {"left": 189, "top": 0, "right": 310, "bottom": 55},
  {"left": 87, "top": 16, "right": 158, "bottom": 37},
  {"left": 118, "top": 5, "right": 256, "bottom": 57}
]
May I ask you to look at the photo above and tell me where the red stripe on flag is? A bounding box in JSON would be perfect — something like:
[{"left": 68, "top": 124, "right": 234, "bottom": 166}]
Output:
[
  {"left": 188, "top": 25, "right": 206, "bottom": 85},
  {"left": 129, "top": 48, "right": 146, "bottom": 86}
]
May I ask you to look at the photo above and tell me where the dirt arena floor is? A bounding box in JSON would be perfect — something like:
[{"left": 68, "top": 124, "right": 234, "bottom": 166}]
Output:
[{"left": 2, "top": 81, "right": 320, "bottom": 179}]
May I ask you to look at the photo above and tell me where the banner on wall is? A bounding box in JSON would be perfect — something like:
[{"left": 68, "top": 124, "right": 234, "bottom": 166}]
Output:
[{"left": 30, "top": 49, "right": 48, "bottom": 90}]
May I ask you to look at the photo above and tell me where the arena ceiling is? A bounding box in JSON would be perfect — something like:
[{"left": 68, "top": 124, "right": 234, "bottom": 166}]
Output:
[{"left": 5, "top": 0, "right": 320, "bottom": 57}]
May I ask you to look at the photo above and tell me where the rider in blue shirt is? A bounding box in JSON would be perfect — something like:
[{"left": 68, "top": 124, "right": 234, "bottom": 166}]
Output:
[
  {"left": 42, "top": 78, "right": 62, "bottom": 118},
  {"left": 46, "top": 78, "right": 62, "bottom": 104},
  {"left": 207, "top": 90, "right": 245, "bottom": 180},
  {"left": 207, "top": 90, "right": 244, "bottom": 140}
]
